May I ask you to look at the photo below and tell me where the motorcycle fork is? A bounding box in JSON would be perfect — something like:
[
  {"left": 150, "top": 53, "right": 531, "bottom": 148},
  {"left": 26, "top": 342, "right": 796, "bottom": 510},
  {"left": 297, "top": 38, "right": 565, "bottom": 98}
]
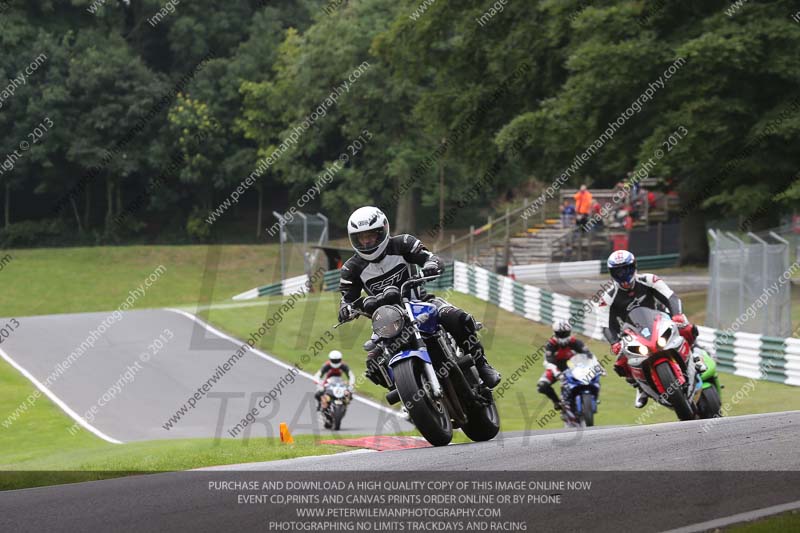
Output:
[{"left": 427, "top": 332, "right": 472, "bottom": 419}]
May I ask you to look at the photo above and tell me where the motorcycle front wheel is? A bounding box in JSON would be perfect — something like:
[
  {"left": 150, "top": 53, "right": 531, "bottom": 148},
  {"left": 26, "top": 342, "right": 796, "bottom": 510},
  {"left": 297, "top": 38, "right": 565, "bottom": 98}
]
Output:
[
  {"left": 332, "top": 403, "right": 346, "bottom": 430},
  {"left": 579, "top": 391, "right": 595, "bottom": 427},
  {"left": 394, "top": 358, "right": 453, "bottom": 446},
  {"left": 655, "top": 363, "right": 694, "bottom": 421}
]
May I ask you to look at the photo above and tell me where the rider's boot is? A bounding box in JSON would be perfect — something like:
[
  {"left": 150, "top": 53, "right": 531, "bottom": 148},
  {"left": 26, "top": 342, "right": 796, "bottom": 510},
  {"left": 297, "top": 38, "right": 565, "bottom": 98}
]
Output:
[
  {"left": 691, "top": 346, "right": 708, "bottom": 373},
  {"left": 634, "top": 387, "right": 649, "bottom": 409},
  {"left": 626, "top": 378, "right": 648, "bottom": 408},
  {"left": 439, "top": 305, "right": 501, "bottom": 388},
  {"left": 473, "top": 347, "right": 501, "bottom": 388},
  {"left": 537, "top": 379, "right": 562, "bottom": 411}
]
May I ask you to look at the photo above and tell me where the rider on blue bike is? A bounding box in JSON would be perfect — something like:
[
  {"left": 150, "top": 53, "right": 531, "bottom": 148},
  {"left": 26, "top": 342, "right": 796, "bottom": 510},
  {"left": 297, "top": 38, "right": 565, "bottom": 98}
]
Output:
[
  {"left": 338, "top": 206, "right": 501, "bottom": 388},
  {"left": 537, "top": 320, "right": 595, "bottom": 411}
]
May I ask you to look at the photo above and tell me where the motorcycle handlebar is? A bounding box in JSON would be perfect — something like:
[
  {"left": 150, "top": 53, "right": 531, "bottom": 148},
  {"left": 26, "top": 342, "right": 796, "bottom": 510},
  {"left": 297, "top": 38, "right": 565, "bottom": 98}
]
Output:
[
  {"left": 399, "top": 274, "right": 440, "bottom": 298},
  {"left": 334, "top": 274, "right": 440, "bottom": 329}
]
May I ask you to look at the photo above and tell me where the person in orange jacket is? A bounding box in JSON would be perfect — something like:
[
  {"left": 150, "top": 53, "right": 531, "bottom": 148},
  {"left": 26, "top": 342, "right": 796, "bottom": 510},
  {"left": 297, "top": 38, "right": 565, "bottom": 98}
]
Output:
[{"left": 573, "top": 184, "right": 593, "bottom": 229}]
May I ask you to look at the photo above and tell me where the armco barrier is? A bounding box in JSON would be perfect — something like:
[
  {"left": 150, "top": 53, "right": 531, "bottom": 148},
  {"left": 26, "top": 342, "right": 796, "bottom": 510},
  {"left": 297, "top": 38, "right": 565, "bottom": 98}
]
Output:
[
  {"left": 232, "top": 273, "right": 309, "bottom": 300},
  {"left": 454, "top": 261, "right": 797, "bottom": 386}
]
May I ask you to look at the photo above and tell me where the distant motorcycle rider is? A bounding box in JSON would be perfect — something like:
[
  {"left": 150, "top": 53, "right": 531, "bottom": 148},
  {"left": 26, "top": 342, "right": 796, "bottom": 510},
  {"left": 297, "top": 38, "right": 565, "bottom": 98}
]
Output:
[
  {"left": 338, "top": 206, "right": 501, "bottom": 388},
  {"left": 537, "top": 321, "right": 595, "bottom": 411},
  {"left": 313, "top": 350, "right": 355, "bottom": 411},
  {"left": 601, "top": 250, "right": 706, "bottom": 408}
]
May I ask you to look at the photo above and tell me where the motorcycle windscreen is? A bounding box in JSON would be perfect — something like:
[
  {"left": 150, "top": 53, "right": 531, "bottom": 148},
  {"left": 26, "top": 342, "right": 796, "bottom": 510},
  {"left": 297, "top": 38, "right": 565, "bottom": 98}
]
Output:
[
  {"left": 623, "top": 307, "right": 669, "bottom": 337},
  {"left": 566, "top": 353, "right": 601, "bottom": 383}
]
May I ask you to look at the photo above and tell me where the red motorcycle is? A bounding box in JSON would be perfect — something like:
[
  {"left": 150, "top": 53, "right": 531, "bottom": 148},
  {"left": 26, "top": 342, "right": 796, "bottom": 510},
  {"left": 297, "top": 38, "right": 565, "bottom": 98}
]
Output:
[{"left": 605, "top": 307, "right": 722, "bottom": 421}]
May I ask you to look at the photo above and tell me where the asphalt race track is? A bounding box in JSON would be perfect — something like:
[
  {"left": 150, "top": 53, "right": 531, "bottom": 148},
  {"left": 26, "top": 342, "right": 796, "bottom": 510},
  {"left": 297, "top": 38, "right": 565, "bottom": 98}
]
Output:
[
  {"left": 1, "top": 412, "right": 798, "bottom": 533},
  {"left": 0, "top": 309, "right": 410, "bottom": 442},
  {"left": 211, "top": 410, "right": 800, "bottom": 472}
]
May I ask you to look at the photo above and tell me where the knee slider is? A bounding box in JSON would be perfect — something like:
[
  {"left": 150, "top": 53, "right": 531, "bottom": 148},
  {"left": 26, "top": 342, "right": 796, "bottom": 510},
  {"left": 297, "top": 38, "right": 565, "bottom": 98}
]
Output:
[
  {"left": 537, "top": 381, "right": 550, "bottom": 393},
  {"left": 460, "top": 312, "right": 478, "bottom": 334}
]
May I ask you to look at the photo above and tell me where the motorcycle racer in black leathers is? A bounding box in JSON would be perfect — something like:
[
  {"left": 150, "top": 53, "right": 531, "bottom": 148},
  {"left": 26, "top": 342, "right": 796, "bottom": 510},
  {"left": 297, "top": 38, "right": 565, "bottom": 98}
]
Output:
[
  {"left": 601, "top": 249, "right": 706, "bottom": 408},
  {"left": 338, "top": 206, "right": 501, "bottom": 388}
]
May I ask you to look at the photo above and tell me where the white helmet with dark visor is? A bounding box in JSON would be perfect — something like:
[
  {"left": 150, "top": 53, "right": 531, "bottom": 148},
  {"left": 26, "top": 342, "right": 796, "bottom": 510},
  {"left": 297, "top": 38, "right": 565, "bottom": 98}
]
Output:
[{"left": 347, "top": 206, "right": 390, "bottom": 261}]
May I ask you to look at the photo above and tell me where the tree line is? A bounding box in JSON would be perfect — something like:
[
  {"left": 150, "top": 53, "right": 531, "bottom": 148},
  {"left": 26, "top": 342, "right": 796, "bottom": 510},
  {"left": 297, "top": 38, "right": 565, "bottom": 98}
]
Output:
[{"left": 1, "top": 1, "right": 798, "bottom": 262}]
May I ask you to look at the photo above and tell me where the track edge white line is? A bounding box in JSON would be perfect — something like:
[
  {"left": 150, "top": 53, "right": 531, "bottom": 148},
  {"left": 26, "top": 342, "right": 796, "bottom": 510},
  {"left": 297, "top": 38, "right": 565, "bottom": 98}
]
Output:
[
  {"left": 0, "top": 347, "right": 123, "bottom": 444},
  {"left": 662, "top": 498, "right": 800, "bottom": 533}
]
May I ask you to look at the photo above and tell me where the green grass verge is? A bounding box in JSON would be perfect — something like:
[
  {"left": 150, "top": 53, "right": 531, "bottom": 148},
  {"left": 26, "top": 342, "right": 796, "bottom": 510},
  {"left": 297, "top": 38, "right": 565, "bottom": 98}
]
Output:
[
  {"left": 725, "top": 510, "right": 800, "bottom": 532},
  {"left": 0, "top": 349, "right": 347, "bottom": 490},
  {"left": 0, "top": 435, "right": 345, "bottom": 491},
  {"left": 0, "top": 244, "right": 305, "bottom": 317}
]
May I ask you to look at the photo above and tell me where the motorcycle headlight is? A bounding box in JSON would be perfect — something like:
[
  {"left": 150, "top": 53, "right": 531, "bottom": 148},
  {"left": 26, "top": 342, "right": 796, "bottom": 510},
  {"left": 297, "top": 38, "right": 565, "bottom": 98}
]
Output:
[
  {"left": 628, "top": 344, "right": 648, "bottom": 356},
  {"left": 658, "top": 324, "right": 674, "bottom": 348},
  {"left": 372, "top": 305, "right": 405, "bottom": 339}
]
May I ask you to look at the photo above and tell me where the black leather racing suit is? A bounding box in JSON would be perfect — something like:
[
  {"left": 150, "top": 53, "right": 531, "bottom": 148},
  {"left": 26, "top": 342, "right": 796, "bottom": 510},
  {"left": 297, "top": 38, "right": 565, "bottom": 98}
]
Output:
[
  {"left": 338, "top": 234, "right": 491, "bottom": 385},
  {"left": 600, "top": 273, "right": 682, "bottom": 343}
]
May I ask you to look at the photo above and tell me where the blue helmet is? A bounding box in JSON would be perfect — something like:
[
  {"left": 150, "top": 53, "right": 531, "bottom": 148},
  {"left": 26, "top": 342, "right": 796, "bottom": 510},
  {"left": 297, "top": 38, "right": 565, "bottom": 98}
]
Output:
[{"left": 607, "top": 250, "right": 637, "bottom": 289}]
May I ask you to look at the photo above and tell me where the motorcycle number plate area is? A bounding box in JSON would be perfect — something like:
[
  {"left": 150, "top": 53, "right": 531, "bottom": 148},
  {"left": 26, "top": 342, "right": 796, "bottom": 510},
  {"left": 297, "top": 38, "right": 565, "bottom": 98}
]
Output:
[{"left": 410, "top": 303, "right": 438, "bottom": 334}]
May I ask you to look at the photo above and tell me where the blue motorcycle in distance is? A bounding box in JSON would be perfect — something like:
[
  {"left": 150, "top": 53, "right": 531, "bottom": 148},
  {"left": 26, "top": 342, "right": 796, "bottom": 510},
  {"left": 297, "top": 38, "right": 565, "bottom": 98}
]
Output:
[
  {"left": 336, "top": 274, "right": 500, "bottom": 447},
  {"left": 559, "top": 353, "right": 604, "bottom": 428}
]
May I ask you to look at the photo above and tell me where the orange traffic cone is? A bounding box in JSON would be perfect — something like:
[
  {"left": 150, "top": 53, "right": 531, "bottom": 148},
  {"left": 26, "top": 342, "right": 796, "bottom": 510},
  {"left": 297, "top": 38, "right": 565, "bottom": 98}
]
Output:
[{"left": 279, "top": 422, "right": 294, "bottom": 444}]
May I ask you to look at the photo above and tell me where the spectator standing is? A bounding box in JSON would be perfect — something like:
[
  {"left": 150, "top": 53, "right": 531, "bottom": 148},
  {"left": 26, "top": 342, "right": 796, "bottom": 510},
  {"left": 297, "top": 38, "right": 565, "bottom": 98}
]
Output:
[
  {"left": 590, "top": 200, "right": 603, "bottom": 230},
  {"left": 573, "top": 184, "right": 593, "bottom": 229},
  {"left": 646, "top": 190, "right": 656, "bottom": 209},
  {"left": 560, "top": 200, "right": 576, "bottom": 228}
]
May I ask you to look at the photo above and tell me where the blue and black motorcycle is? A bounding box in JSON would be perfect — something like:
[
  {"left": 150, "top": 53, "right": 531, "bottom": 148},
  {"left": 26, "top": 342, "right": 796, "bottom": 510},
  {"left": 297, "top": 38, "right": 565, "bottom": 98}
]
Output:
[
  {"left": 336, "top": 274, "right": 500, "bottom": 446},
  {"left": 558, "top": 353, "right": 604, "bottom": 428}
]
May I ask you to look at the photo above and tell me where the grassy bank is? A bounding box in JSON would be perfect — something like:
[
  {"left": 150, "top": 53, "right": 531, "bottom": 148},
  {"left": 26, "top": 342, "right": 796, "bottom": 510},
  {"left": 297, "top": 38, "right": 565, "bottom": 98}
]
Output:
[{"left": 0, "top": 244, "right": 301, "bottom": 317}]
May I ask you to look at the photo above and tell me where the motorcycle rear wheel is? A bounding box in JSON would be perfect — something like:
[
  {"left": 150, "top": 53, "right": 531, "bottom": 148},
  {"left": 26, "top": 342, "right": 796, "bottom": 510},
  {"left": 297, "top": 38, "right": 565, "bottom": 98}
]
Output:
[
  {"left": 655, "top": 363, "right": 694, "bottom": 421},
  {"left": 461, "top": 394, "right": 500, "bottom": 442},
  {"left": 697, "top": 386, "right": 722, "bottom": 419},
  {"left": 394, "top": 358, "right": 453, "bottom": 446}
]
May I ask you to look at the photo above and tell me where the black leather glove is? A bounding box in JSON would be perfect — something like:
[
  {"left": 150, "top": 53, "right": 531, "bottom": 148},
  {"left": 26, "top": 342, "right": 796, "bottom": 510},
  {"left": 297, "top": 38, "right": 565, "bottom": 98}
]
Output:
[
  {"left": 338, "top": 303, "right": 354, "bottom": 323},
  {"left": 421, "top": 261, "right": 441, "bottom": 277}
]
